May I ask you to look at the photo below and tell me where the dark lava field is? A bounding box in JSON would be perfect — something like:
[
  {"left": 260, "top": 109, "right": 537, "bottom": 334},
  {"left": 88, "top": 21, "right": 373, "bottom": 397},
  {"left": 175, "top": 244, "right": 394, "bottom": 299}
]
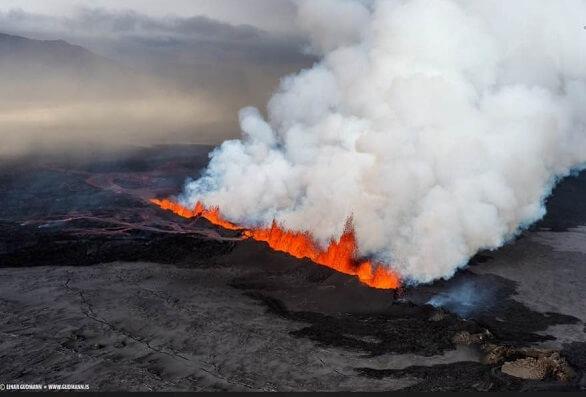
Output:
[{"left": 0, "top": 145, "right": 584, "bottom": 391}]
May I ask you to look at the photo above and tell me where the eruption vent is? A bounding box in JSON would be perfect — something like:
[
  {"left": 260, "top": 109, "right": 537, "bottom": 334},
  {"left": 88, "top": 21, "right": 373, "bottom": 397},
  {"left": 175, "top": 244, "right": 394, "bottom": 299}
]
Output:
[
  {"left": 151, "top": 198, "right": 399, "bottom": 289},
  {"left": 180, "top": 0, "right": 586, "bottom": 283}
]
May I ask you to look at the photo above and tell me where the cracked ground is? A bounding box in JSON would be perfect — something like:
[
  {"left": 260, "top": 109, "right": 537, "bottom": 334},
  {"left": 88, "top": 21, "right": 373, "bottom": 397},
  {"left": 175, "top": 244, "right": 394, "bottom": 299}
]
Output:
[
  {"left": 0, "top": 262, "right": 420, "bottom": 391},
  {"left": 0, "top": 145, "right": 584, "bottom": 391}
]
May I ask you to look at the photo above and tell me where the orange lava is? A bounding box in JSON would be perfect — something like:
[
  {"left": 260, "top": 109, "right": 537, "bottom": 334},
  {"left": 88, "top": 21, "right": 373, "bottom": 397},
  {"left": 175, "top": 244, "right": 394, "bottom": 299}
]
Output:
[
  {"left": 150, "top": 198, "right": 400, "bottom": 289},
  {"left": 152, "top": 198, "right": 241, "bottom": 231}
]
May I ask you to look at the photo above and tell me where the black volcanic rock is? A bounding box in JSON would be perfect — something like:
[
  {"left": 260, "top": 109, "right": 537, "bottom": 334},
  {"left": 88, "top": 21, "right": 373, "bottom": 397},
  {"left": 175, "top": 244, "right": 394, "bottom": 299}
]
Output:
[{"left": 0, "top": 145, "right": 583, "bottom": 392}]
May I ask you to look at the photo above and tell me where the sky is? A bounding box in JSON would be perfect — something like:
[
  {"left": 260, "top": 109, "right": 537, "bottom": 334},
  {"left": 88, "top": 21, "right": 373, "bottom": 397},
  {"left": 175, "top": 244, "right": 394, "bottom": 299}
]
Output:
[
  {"left": 0, "top": 0, "right": 315, "bottom": 156},
  {"left": 0, "top": 0, "right": 299, "bottom": 34}
]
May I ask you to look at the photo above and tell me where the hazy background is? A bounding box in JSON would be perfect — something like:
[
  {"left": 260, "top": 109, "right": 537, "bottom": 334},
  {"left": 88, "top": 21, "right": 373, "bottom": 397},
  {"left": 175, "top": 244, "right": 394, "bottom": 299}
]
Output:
[{"left": 0, "top": 0, "right": 316, "bottom": 157}]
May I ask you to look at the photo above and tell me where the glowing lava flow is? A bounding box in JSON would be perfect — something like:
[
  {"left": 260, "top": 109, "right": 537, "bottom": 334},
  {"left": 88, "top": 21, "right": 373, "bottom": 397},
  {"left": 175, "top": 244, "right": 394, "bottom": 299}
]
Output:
[{"left": 150, "top": 198, "right": 400, "bottom": 289}]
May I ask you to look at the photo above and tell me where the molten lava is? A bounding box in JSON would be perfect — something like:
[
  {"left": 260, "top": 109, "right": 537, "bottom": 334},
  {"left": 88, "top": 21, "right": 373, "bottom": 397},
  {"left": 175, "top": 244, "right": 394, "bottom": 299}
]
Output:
[{"left": 150, "top": 198, "right": 400, "bottom": 289}]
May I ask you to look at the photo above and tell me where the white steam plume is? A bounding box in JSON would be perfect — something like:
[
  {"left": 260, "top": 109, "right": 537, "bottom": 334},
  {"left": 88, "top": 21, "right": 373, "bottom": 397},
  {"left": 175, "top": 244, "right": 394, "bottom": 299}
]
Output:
[{"left": 181, "top": 0, "right": 586, "bottom": 283}]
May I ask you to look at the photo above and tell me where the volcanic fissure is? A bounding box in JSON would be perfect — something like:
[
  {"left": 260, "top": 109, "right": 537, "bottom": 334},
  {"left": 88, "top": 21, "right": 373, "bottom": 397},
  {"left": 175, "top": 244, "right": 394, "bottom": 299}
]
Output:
[{"left": 151, "top": 198, "right": 400, "bottom": 289}]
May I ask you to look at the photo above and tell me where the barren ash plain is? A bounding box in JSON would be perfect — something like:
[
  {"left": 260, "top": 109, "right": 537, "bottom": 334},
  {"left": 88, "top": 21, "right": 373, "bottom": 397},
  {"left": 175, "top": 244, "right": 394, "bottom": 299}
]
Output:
[{"left": 0, "top": 144, "right": 585, "bottom": 392}]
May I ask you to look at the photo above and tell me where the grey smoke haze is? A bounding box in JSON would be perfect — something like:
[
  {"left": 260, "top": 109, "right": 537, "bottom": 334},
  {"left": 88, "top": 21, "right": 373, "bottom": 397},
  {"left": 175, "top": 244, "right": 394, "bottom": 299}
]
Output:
[
  {"left": 0, "top": 0, "right": 300, "bottom": 35},
  {"left": 182, "top": 0, "right": 586, "bottom": 283},
  {"left": 0, "top": 3, "right": 313, "bottom": 157},
  {"left": 428, "top": 280, "right": 493, "bottom": 318}
]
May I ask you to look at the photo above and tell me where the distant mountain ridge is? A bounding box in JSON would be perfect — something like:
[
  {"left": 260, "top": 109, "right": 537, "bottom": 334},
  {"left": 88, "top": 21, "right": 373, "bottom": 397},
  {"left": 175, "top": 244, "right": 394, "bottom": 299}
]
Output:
[
  {"left": 0, "top": 32, "right": 151, "bottom": 100},
  {"left": 0, "top": 32, "right": 99, "bottom": 61}
]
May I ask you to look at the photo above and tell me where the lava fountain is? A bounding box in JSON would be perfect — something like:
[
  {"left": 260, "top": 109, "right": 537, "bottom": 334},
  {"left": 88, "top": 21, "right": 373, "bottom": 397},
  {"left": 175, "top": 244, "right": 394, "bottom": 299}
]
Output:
[{"left": 151, "top": 198, "right": 400, "bottom": 289}]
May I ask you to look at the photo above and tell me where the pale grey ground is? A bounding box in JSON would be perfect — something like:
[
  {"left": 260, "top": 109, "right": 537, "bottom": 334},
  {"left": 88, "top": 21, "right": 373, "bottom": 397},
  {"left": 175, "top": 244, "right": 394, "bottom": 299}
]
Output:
[
  {"left": 0, "top": 262, "right": 421, "bottom": 392},
  {"left": 0, "top": 228, "right": 583, "bottom": 391},
  {"left": 471, "top": 229, "right": 586, "bottom": 349}
]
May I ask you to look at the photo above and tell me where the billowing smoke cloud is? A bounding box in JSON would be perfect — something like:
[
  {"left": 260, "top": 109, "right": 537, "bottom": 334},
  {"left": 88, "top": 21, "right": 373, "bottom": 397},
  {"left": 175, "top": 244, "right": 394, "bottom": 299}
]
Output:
[{"left": 181, "top": 0, "right": 586, "bottom": 283}]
